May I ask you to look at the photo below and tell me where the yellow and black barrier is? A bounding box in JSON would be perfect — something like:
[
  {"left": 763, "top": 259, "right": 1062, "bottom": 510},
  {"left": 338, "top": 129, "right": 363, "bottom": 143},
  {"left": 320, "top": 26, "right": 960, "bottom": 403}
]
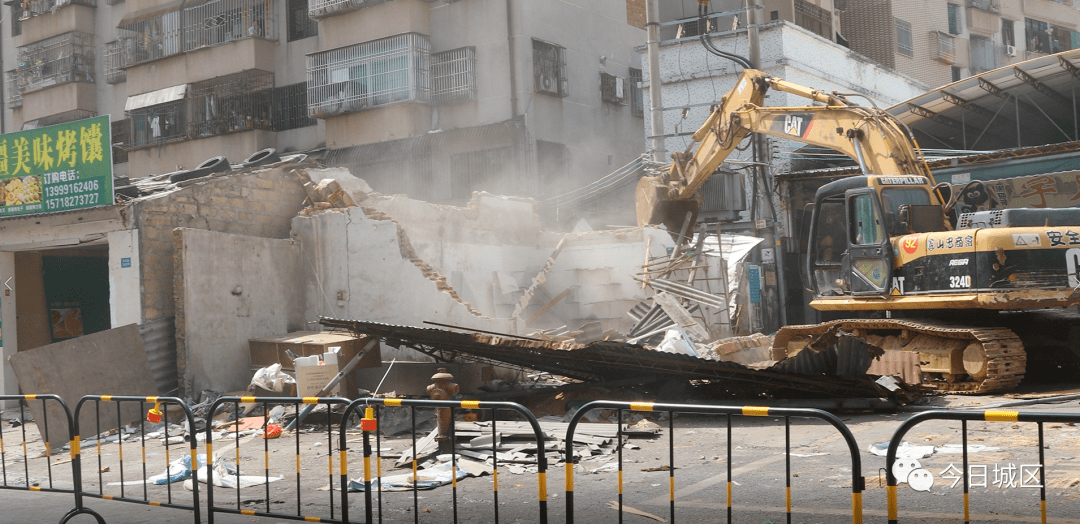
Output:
[
  {"left": 339, "top": 398, "right": 549, "bottom": 524},
  {"left": 885, "top": 409, "right": 1080, "bottom": 524},
  {"left": 0, "top": 394, "right": 105, "bottom": 524},
  {"left": 65, "top": 395, "right": 199, "bottom": 524},
  {"left": 563, "top": 401, "right": 865, "bottom": 524},
  {"left": 204, "top": 395, "right": 353, "bottom": 524}
]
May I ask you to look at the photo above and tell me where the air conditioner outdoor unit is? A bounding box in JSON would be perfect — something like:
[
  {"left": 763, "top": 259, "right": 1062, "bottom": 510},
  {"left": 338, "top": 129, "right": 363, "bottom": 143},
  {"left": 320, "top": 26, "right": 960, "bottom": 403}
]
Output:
[
  {"left": 1005, "top": 45, "right": 1017, "bottom": 57},
  {"left": 537, "top": 74, "right": 559, "bottom": 95}
]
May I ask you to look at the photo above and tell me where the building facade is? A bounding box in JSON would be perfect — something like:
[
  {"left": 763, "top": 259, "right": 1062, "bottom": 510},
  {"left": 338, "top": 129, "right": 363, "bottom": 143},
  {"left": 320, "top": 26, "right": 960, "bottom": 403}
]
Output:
[{"left": 0, "top": 0, "right": 648, "bottom": 202}]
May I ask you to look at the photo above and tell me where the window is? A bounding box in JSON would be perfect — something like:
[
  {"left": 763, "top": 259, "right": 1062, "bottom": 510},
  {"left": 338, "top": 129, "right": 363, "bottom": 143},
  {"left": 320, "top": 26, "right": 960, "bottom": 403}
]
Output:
[
  {"left": 947, "top": 3, "right": 962, "bottom": 35},
  {"left": 1026, "top": 18, "right": 1050, "bottom": 54},
  {"left": 187, "top": 70, "right": 274, "bottom": 139},
  {"left": 599, "top": 72, "right": 626, "bottom": 105},
  {"left": 117, "top": 12, "right": 182, "bottom": 67},
  {"left": 450, "top": 147, "right": 514, "bottom": 200},
  {"left": 952, "top": 66, "right": 962, "bottom": 82},
  {"left": 306, "top": 33, "right": 431, "bottom": 118},
  {"left": 308, "top": 0, "right": 387, "bottom": 20},
  {"left": 272, "top": 82, "right": 317, "bottom": 131},
  {"left": 129, "top": 100, "right": 186, "bottom": 148},
  {"left": 629, "top": 67, "right": 643, "bottom": 118},
  {"left": 111, "top": 119, "right": 130, "bottom": 165},
  {"left": 970, "top": 36, "right": 1001, "bottom": 72},
  {"left": 287, "top": 0, "right": 318, "bottom": 42},
  {"left": 10, "top": 7, "right": 20, "bottom": 37},
  {"left": 932, "top": 32, "right": 956, "bottom": 63},
  {"left": 4, "top": 71, "right": 21, "bottom": 109},
  {"left": 1002, "top": 19, "right": 1015, "bottom": 47},
  {"left": 968, "top": 0, "right": 997, "bottom": 11},
  {"left": 104, "top": 41, "right": 128, "bottom": 84},
  {"left": 432, "top": 47, "right": 476, "bottom": 105},
  {"left": 770, "top": 10, "right": 778, "bottom": 21},
  {"left": 533, "top": 39, "right": 567, "bottom": 98},
  {"left": 182, "top": 0, "right": 276, "bottom": 52},
  {"left": 881, "top": 188, "right": 930, "bottom": 235},
  {"left": 896, "top": 19, "right": 913, "bottom": 57},
  {"left": 795, "top": 0, "right": 832, "bottom": 40},
  {"left": 1050, "top": 26, "right": 1076, "bottom": 54},
  {"left": 11, "top": 32, "right": 95, "bottom": 96},
  {"left": 850, "top": 193, "right": 884, "bottom": 245}
]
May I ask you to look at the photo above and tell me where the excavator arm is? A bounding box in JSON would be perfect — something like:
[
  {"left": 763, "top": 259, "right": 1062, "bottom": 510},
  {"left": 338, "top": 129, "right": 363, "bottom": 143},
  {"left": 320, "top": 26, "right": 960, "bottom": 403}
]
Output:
[{"left": 636, "top": 68, "right": 934, "bottom": 229}]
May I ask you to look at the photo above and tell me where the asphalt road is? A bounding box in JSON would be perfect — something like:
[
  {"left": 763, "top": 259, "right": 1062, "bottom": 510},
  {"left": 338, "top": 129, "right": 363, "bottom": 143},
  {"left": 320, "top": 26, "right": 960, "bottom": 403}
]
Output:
[{"left": 6, "top": 385, "right": 1080, "bottom": 523}]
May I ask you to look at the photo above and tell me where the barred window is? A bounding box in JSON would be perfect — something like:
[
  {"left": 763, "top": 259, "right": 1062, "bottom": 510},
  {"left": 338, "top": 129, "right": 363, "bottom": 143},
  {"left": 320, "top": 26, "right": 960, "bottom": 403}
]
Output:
[
  {"left": 432, "top": 47, "right": 476, "bottom": 105},
  {"left": 947, "top": 3, "right": 962, "bottom": 35},
  {"left": 12, "top": 32, "right": 95, "bottom": 96},
  {"left": 1025, "top": 18, "right": 1049, "bottom": 54},
  {"left": 117, "top": 12, "right": 182, "bottom": 67},
  {"left": 306, "top": 33, "right": 431, "bottom": 119},
  {"left": 308, "top": 0, "right": 387, "bottom": 20},
  {"left": 794, "top": 0, "right": 832, "bottom": 40},
  {"left": 450, "top": 147, "right": 514, "bottom": 200},
  {"left": 129, "top": 100, "right": 186, "bottom": 148},
  {"left": 104, "top": 41, "right": 128, "bottom": 84},
  {"left": 182, "top": 0, "right": 276, "bottom": 52},
  {"left": 112, "top": 119, "right": 130, "bottom": 164},
  {"left": 187, "top": 70, "right": 274, "bottom": 139},
  {"left": 629, "top": 68, "right": 643, "bottom": 118},
  {"left": 10, "top": 7, "right": 20, "bottom": 37},
  {"left": 533, "top": 39, "right": 567, "bottom": 98},
  {"left": 896, "top": 19, "right": 913, "bottom": 57},
  {"left": 600, "top": 72, "right": 626, "bottom": 105},
  {"left": 273, "top": 82, "right": 317, "bottom": 131},
  {"left": 14, "top": 0, "right": 94, "bottom": 22},
  {"left": 287, "top": 0, "right": 318, "bottom": 42}
]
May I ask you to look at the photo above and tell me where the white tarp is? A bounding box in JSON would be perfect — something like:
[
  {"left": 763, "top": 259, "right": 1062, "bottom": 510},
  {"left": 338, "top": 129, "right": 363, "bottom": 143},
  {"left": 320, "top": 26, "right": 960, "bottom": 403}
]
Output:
[
  {"left": 125, "top": 85, "right": 188, "bottom": 111},
  {"left": 700, "top": 234, "right": 765, "bottom": 318}
]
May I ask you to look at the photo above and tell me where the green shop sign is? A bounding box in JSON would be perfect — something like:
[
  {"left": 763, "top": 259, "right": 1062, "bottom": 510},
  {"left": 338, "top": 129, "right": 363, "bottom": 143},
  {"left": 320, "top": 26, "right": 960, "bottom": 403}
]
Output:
[{"left": 0, "top": 115, "right": 113, "bottom": 217}]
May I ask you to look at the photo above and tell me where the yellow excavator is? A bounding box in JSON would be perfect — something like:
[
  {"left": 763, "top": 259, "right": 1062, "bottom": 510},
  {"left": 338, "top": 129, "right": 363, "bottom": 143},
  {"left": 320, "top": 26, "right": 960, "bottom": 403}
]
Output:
[{"left": 637, "top": 68, "right": 1080, "bottom": 393}]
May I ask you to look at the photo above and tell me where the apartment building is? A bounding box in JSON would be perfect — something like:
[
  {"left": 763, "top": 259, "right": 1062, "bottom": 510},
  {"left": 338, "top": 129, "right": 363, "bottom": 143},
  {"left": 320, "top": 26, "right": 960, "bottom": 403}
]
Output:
[{"left": 0, "top": 0, "right": 647, "bottom": 201}]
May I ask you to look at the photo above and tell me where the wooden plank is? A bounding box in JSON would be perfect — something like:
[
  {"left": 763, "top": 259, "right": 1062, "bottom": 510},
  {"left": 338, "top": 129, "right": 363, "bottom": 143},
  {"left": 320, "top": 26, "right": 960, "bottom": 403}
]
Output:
[{"left": 652, "top": 291, "right": 710, "bottom": 342}]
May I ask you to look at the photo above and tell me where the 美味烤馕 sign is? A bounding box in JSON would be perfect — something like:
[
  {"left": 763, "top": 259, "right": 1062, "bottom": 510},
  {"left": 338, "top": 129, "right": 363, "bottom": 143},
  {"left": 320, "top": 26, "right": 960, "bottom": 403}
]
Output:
[{"left": 0, "top": 115, "right": 112, "bottom": 217}]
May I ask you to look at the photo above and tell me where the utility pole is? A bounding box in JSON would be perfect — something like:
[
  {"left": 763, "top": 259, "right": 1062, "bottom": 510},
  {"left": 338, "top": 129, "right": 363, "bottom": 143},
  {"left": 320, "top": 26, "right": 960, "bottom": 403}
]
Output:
[
  {"left": 745, "top": 0, "right": 787, "bottom": 330},
  {"left": 645, "top": 0, "right": 666, "bottom": 162}
]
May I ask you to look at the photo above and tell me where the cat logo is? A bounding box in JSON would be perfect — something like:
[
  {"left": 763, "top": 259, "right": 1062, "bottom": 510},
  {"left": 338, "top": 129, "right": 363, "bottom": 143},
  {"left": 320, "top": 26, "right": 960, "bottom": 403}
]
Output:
[
  {"left": 784, "top": 115, "right": 805, "bottom": 137},
  {"left": 890, "top": 276, "right": 906, "bottom": 296}
]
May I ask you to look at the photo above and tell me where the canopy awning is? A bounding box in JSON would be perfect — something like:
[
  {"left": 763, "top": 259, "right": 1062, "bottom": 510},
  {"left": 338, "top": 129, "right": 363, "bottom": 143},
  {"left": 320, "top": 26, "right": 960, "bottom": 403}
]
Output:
[{"left": 125, "top": 84, "right": 188, "bottom": 111}]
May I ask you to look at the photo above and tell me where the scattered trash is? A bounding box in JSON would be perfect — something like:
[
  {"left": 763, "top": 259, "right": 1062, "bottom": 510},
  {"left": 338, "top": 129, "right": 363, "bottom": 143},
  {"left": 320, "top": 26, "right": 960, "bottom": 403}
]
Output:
[
  {"left": 934, "top": 444, "right": 1001, "bottom": 454},
  {"left": 264, "top": 424, "right": 283, "bottom": 439},
  {"left": 249, "top": 364, "right": 296, "bottom": 394},
  {"left": 607, "top": 500, "right": 666, "bottom": 522},
  {"left": 348, "top": 461, "right": 470, "bottom": 492},
  {"left": 868, "top": 442, "right": 934, "bottom": 459}
]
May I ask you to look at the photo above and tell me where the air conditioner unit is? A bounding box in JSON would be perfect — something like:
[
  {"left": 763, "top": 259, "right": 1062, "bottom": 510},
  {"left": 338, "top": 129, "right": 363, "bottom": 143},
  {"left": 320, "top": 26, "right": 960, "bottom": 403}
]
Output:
[
  {"left": 536, "top": 73, "right": 559, "bottom": 95},
  {"left": 1005, "top": 45, "right": 1017, "bottom": 57}
]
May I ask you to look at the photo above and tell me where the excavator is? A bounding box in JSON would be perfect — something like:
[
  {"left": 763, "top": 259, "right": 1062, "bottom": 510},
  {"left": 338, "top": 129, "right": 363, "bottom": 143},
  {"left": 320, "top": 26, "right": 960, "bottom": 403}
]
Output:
[{"left": 637, "top": 68, "right": 1080, "bottom": 393}]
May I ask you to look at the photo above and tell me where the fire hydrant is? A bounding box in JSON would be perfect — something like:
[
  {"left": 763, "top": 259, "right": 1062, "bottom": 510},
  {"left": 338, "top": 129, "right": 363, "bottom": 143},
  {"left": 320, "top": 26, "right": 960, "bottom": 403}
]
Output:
[{"left": 427, "top": 368, "right": 459, "bottom": 454}]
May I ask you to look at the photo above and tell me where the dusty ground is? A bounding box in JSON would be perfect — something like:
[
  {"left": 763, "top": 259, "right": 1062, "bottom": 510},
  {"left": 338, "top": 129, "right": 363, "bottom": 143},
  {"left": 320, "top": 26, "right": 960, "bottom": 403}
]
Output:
[{"left": 6, "top": 382, "right": 1080, "bottom": 523}]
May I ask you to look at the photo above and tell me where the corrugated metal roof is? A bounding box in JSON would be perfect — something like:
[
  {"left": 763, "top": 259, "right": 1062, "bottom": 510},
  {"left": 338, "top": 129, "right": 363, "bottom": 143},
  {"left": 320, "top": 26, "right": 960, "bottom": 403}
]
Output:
[{"left": 319, "top": 317, "right": 902, "bottom": 400}]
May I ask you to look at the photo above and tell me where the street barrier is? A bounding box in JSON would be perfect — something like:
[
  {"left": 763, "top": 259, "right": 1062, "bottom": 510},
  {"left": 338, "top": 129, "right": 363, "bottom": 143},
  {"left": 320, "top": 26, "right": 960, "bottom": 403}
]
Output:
[
  {"left": 66, "top": 395, "right": 200, "bottom": 524},
  {"left": 204, "top": 395, "right": 353, "bottom": 524},
  {"left": 562, "top": 401, "right": 865, "bottom": 524},
  {"left": 0, "top": 394, "right": 104, "bottom": 523},
  {"left": 339, "top": 398, "right": 550, "bottom": 524},
  {"left": 885, "top": 409, "right": 1080, "bottom": 524}
]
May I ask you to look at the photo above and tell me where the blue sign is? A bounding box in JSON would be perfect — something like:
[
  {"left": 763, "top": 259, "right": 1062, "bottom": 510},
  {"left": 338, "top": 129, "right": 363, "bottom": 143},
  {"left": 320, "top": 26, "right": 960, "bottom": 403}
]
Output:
[
  {"left": 121, "top": 257, "right": 131, "bottom": 268},
  {"left": 748, "top": 264, "right": 761, "bottom": 304}
]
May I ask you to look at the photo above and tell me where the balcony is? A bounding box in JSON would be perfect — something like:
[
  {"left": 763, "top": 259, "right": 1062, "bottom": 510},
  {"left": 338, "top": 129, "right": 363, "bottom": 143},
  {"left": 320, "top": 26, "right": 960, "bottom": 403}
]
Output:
[
  {"left": 11, "top": 32, "right": 95, "bottom": 96},
  {"left": 182, "top": 0, "right": 276, "bottom": 52},
  {"left": 5, "top": 71, "right": 22, "bottom": 109},
  {"left": 306, "top": 33, "right": 430, "bottom": 119},
  {"left": 307, "top": 0, "right": 386, "bottom": 21},
  {"left": 13, "top": 0, "right": 94, "bottom": 22},
  {"left": 186, "top": 70, "right": 274, "bottom": 139},
  {"left": 116, "top": 11, "right": 182, "bottom": 68},
  {"left": 966, "top": 2, "right": 1000, "bottom": 35},
  {"left": 931, "top": 31, "right": 957, "bottom": 64}
]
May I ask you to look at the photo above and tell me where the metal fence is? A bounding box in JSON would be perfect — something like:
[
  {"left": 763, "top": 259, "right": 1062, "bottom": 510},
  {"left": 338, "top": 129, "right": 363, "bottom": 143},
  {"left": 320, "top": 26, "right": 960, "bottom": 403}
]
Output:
[
  {"left": 187, "top": 70, "right": 275, "bottom": 139},
  {"left": 117, "top": 11, "right": 182, "bottom": 68},
  {"left": 182, "top": 0, "right": 276, "bottom": 52},
  {"left": 5, "top": 70, "right": 22, "bottom": 109},
  {"left": 432, "top": 47, "right": 476, "bottom": 106},
  {"left": 12, "top": 32, "right": 95, "bottom": 96},
  {"left": 306, "top": 33, "right": 430, "bottom": 119},
  {"left": 128, "top": 100, "right": 186, "bottom": 148},
  {"left": 68, "top": 396, "right": 201, "bottom": 524},
  {"left": 14, "top": 0, "right": 94, "bottom": 21},
  {"left": 885, "top": 409, "right": 1080, "bottom": 524},
  {"left": 273, "top": 82, "right": 318, "bottom": 131},
  {"left": 103, "top": 40, "right": 128, "bottom": 84},
  {"left": 563, "top": 401, "right": 864, "bottom": 524}
]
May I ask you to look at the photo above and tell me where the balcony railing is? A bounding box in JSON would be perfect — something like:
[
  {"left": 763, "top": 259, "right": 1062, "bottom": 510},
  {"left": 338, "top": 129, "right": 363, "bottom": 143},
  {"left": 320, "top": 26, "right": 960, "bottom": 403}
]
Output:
[
  {"left": 932, "top": 31, "right": 957, "bottom": 64},
  {"left": 117, "top": 11, "right": 182, "bottom": 68},
  {"left": 306, "top": 33, "right": 430, "bottom": 119},
  {"left": 128, "top": 99, "right": 186, "bottom": 148},
  {"left": 432, "top": 47, "right": 475, "bottom": 105},
  {"left": 182, "top": 0, "right": 276, "bottom": 52},
  {"left": 15, "top": 0, "right": 94, "bottom": 22},
  {"left": 307, "top": 0, "right": 387, "bottom": 21},
  {"left": 187, "top": 69, "right": 274, "bottom": 139},
  {"left": 104, "top": 40, "right": 128, "bottom": 84},
  {"left": 5, "top": 71, "right": 22, "bottom": 109},
  {"left": 12, "top": 32, "right": 95, "bottom": 96}
]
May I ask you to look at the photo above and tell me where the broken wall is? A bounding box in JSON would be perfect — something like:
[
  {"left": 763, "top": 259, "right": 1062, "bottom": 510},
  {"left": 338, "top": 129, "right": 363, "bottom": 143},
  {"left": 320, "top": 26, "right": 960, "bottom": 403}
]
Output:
[{"left": 174, "top": 228, "right": 304, "bottom": 394}]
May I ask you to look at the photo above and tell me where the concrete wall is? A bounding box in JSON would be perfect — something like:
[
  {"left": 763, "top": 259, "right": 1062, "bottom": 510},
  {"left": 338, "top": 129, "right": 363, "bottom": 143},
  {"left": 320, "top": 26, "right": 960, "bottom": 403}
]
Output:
[
  {"left": 19, "top": 82, "right": 97, "bottom": 125},
  {"left": 126, "top": 40, "right": 277, "bottom": 96},
  {"left": 134, "top": 165, "right": 307, "bottom": 323},
  {"left": 108, "top": 229, "right": 141, "bottom": 328},
  {"left": 174, "top": 228, "right": 303, "bottom": 394}
]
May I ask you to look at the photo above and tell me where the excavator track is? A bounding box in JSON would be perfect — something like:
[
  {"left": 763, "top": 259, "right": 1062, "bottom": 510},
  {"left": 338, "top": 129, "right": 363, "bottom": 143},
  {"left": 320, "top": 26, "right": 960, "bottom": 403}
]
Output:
[{"left": 773, "top": 318, "right": 1026, "bottom": 394}]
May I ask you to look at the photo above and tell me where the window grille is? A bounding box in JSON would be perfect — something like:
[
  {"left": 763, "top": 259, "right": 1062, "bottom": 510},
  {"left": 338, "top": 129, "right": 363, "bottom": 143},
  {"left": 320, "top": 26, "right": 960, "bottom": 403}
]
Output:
[
  {"left": 895, "top": 19, "right": 913, "bottom": 57},
  {"left": 12, "top": 32, "right": 95, "bottom": 96},
  {"left": 104, "top": 40, "right": 128, "bottom": 84},
  {"left": 629, "top": 68, "right": 643, "bottom": 118},
  {"left": 794, "top": 0, "right": 832, "bottom": 40},
  {"left": 450, "top": 147, "right": 514, "bottom": 200},
  {"left": 308, "top": 0, "right": 387, "bottom": 21},
  {"left": 21, "top": 109, "right": 95, "bottom": 130},
  {"left": 533, "top": 39, "right": 567, "bottom": 98},
  {"left": 599, "top": 72, "right": 626, "bottom": 105},
  {"left": 14, "top": 0, "right": 94, "bottom": 22},
  {"left": 127, "top": 100, "right": 186, "bottom": 148},
  {"left": 187, "top": 69, "right": 274, "bottom": 139},
  {"left": 1002, "top": 19, "right": 1015, "bottom": 47},
  {"left": 117, "top": 11, "right": 182, "bottom": 67},
  {"left": 969, "top": 36, "right": 1002, "bottom": 72},
  {"left": 932, "top": 31, "right": 956, "bottom": 63},
  {"left": 432, "top": 47, "right": 475, "bottom": 105},
  {"left": 306, "top": 33, "right": 430, "bottom": 119},
  {"left": 183, "top": 0, "right": 276, "bottom": 52},
  {"left": 5, "top": 71, "right": 22, "bottom": 109},
  {"left": 287, "top": 0, "right": 317, "bottom": 42},
  {"left": 272, "top": 82, "right": 316, "bottom": 131},
  {"left": 10, "top": 7, "right": 20, "bottom": 37},
  {"left": 947, "top": 3, "right": 962, "bottom": 35},
  {"left": 111, "top": 119, "right": 130, "bottom": 164}
]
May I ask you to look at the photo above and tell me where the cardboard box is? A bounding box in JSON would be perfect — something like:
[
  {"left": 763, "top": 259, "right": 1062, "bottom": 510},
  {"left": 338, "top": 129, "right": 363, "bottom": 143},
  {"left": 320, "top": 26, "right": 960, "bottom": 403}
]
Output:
[
  {"left": 295, "top": 352, "right": 341, "bottom": 397},
  {"left": 248, "top": 331, "right": 381, "bottom": 398}
]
